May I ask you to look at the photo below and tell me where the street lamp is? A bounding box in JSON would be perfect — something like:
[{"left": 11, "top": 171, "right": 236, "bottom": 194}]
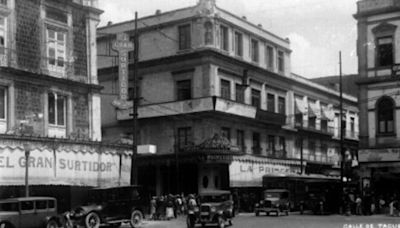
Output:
[{"left": 23, "top": 143, "right": 32, "bottom": 197}]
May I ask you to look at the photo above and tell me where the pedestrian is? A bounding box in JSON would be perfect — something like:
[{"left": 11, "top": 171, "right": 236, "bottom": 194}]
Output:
[
  {"left": 355, "top": 195, "right": 362, "bottom": 215},
  {"left": 150, "top": 196, "right": 157, "bottom": 220},
  {"left": 166, "top": 194, "right": 174, "bottom": 220},
  {"left": 378, "top": 197, "right": 385, "bottom": 214},
  {"left": 175, "top": 195, "right": 182, "bottom": 217}
]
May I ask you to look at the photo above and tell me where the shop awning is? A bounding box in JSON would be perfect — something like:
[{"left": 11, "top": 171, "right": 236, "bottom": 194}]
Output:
[
  {"left": 321, "top": 105, "right": 334, "bottom": 120},
  {"left": 308, "top": 102, "right": 320, "bottom": 118},
  {"left": 295, "top": 98, "right": 307, "bottom": 114}
]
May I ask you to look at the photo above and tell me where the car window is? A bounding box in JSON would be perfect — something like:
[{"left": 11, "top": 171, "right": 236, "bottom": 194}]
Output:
[
  {"left": 36, "top": 200, "right": 47, "bottom": 210},
  {"left": 21, "top": 201, "right": 34, "bottom": 211},
  {"left": 48, "top": 200, "right": 55, "bottom": 209},
  {"left": 0, "top": 202, "right": 19, "bottom": 212}
]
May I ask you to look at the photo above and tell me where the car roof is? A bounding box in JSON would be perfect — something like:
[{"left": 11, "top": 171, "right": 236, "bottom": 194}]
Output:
[
  {"left": 199, "top": 190, "right": 231, "bottom": 196},
  {"left": 90, "top": 185, "right": 142, "bottom": 191},
  {"left": 264, "top": 189, "right": 289, "bottom": 193},
  {"left": 0, "top": 197, "right": 56, "bottom": 203}
]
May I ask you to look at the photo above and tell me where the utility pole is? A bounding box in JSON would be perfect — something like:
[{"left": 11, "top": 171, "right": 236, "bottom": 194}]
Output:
[
  {"left": 339, "top": 51, "right": 346, "bottom": 214},
  {"left": 131, "top": 12, "right": 139, "bottom": 186}
]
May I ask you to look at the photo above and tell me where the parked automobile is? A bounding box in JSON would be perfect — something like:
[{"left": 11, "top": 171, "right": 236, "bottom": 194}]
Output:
[
  {"left": 68, "top": 185, "right": 147, "bottom": 228},
  {"left": 0, "top": 197, "right": 64, "bottom": 228},
  {"left": 254, "top": 189, "right": 290, "bottom": 216},
  {"left": 187, "top": 190, "right": 234, "bottom": 228}
]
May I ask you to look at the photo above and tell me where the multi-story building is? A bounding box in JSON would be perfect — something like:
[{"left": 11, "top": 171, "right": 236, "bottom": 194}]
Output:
[
  {"left": 355, "top": 0, "right": 400, "bottom": 196},
  {"left": 0, "top": 0, "right": 131, "bottom": 212},
  {"left": 98, "top": 0, "right": 359, "bottom": 210}
]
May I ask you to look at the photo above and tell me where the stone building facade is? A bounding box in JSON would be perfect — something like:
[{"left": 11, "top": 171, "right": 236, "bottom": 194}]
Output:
[
  {"left": 0, "top": 0, "right": 131, "bottom": 212},
  {"left": 355, "top": 0, "right": 400, "bottom": 197},
  {"left": 98, "top": 0, "right": 359, "bottom": 210}
]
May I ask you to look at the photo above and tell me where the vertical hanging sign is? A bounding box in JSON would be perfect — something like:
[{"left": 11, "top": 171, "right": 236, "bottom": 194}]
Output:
[{"left": 112, "top": 33, "right": 135, "bottom": 109}]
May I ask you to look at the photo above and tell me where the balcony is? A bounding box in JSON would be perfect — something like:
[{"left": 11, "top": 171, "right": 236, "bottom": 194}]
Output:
[
  {"left": 302, "top": 153, "right": 337, "bottom": 165},
  {"left": 293, "top": 119, "right": 334, "bottom": 136},
  {"left": 356, "top": 0, "right": 400, "bottom": 14},
  {"left": 117, "top": 97, "right": 286, "bottom": 126}
]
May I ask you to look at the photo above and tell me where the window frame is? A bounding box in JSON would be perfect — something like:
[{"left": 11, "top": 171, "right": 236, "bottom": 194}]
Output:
[
  {"left": 234, "top": 31, "right": 243, "bottom": 57},
  {"left": 235, "top": 84, "right": 245, "bottom": 103},
  {"left": 48, "top": 92, "right": 66, "bottom": 127},
  {"left": 252, "top": 132, "right": 261, "bottom": 155},
  {"left": 220, "top": 79, "right": 231, "bottom": 100},
  {"left": 220, "top": 25, "right": 229, "bottom": 51},
  {"left": 267, "top": 93, "right": 275, "bottom": 112},
  {"left": 266, "top": 45, "right": 274, "bottom": 71},
  {"left": 376, "top": 36, "right": 394, "bottom": 68},
  {"left": 251, "top": 39, "right": 259, "bottom": 63},
  {"left": 177, "top": 127, "right": 193, "bottom": 150},
  {"left": 278, "top": 96, "right": 285, "bottom": 115},
  {"left": 251, "top": 88, "right": 261, "bottom": 108},
  {"left": 176, "top": 79, "right": 192, "bottom": 101},
  {"left": 46, "top": 27, "right": 67, "bottom": 74},
  {"left": 376, "top": 96, "right": 395, "bottom": 135},
  {"left": 236, "top": 129, "right": 245, "bottom": 151},
  {"left": 221, "top": 127, "right": 231, "bottom": 141},
  {"left": 277, "top": 50, "right": 285, "bottom": 73},
  {"left": 178, "top": 24, "right": 191, "bottom": 51}
]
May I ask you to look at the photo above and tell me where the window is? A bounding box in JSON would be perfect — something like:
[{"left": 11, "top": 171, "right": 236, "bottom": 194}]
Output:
[
  {"left": 176, "top": 80, "right": 191, "bottom": 101},
  {"left": 278, "top": 51, "right": 285, "bottom": 72},
  {"left": 268, "top": 135, "right": 275, "bottom": 154},
  {"left": 308, "top": 140, "right": 316, "bottom": 157},
  {"left": 47, "top": 28, "right": 66, "bottom": 73},
  {"left": 267, "top": 93, "right": 275, "bottom": 112},
  {"left": 321, "top": 119, "right": 328, "bottom": 132},
  {"left": 178, "top": 24, "right": 191, "bottom": 50},
  {"left": 236, "top": 130, "right": 244, "bottom": 150},
  {"left": 0, "top": 17, "right": 5, "bottom": 52},
  {"left": 251, "top": 39, "right": 259, "bottom": 62},
  {"left": 220, "top": 79, "right": 231, "bottom": 99},
  {"left": 0, "top": 87, "right": 6, "bottom": 120},
  {"left": 251, "top": 89, "right": 261, "bottom": 108},
  {"left": 266, "top": 46, "right": 274, "bottom": 70},
  {"left": 36, "top": 200, "right": 47, "bottom": 210},
  {"left": 21, "top": 201, "right": 34, "bottom": 211},
  {"left": 221, "top": 127, "right": 231, "bottom": 141},
  {"left": 377, "top": 37, "right": 393, "bottom": 67},
  {"left": 377, "top": 97, "right": 394, "bottom": 134},
  {"left": 350, "top": 117, "right": 355, "bottom": 136},
  {"left": 295, "top": 137, "right": 302, "bottom": 153},
  {"left": 309, "top": 116, "right": 316, "bottom": 129},
  {"left": 278, "top": 96, "right": 285, "bottom": 114},
  {"left": 220, "top": 25, "right": 229, "bottom": 51},
  {"left": 177, "top": 127, "right": 192, "bottom": 150},
  {"left": 295, "top": 113, "right": 303, "bottom": 127},
  {"left": 48, "top": 200, "right": 55, "bottom": 209},
  {"left": 235, "top": 84, "right": 245, "bottom": 103},
  {"left": 48, "top": 92, "right": 66, "bottom": 126},
  {"left": 252, "top": 132, "right": 261, "bottom": 155},
  {"left": 234, "top": 32, "right": 243, "bottom": 56}
]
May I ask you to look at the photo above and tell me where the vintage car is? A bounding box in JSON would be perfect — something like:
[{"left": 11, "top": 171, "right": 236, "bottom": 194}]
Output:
[
  {"left": 187, "top": 190, "right": 234, "bottom": 228},
  {"left": 68, "top": 185, "right": 147, "bottom": 228},
  {"left": 0, "top": 197, "right": 64, "bottom": 228},
  {"left": 254, "top": 189, "right": 290, "bottom": 216}
]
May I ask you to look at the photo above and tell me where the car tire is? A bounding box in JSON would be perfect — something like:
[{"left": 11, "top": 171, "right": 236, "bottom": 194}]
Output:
[
  {"left": 46, "top": 220, "right": 58, "bottom": 228},
  {"left": 85, "top": 212, "right": 101, "bottom": 228},
  {"left": 129, "top": 210, "right": 143, "bottom": 228},
  {"left": 0, "top": 222, "right": 14, "bottom": 228},
  {"left": 218, "top": 217, "right": 225, "bottom": 228}
]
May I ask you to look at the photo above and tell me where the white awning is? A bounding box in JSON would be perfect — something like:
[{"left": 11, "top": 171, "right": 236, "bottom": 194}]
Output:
[
  {"left": 295, "top": 98, "right": 307, "bottom": 114},
  {"left": 308, "top": 102, "right": 320, "bottom": 117},
  {"left": 321, "top": 105, "right": 335, "bottom": 120}
]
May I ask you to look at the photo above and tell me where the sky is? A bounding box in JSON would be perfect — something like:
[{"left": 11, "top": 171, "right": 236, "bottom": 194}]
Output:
[{"left": 98, "top": 0, "right": 359, "bottom": 79}]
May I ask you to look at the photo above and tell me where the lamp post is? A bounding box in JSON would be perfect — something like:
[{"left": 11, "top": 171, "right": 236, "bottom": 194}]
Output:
[{"left": 23, "top": 143, "right": 32, "bottom": 197}]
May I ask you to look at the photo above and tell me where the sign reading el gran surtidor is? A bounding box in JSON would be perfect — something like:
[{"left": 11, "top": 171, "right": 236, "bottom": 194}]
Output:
[{"left": 0, "top": 147, "right": 131, "bottom": 187}]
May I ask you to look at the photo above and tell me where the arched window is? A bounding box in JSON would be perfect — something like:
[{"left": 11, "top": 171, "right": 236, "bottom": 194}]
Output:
[{"left": 377, "top": 97, "right": 394, "bottom": 134}]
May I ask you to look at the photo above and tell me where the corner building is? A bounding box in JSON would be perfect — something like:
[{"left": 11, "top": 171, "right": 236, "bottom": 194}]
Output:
[
  {"left": 355, "top": 0, "right": 400, "bottom": 196},
  {"left": 0, "top": 0, "right": 132, "bottom": 212},
  {"left": 98, "top": 0, "right": 359, "bottom": 211}
]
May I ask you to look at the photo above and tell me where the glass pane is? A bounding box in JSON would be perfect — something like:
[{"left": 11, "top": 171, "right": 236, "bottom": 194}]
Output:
[
  {"left": 48, "top": 200, "right": 55, "bottom": 209},
  {"left": 48, "top": 29, "right": 55, "bottom": 39},
  {"left": 36, "top": 200, "right": 47, "bottom": 210},
  {"left": 21, "top": 201, "right": 34, "bottom": 210},
  {"left": 0, "top": 87, "right": 5, "bottom": 119},
  {"left": 48, "top": 93, "right": 55, "bottom": 124},
  {"left": 379, "top": 121, "right": 385, "bottom": 133},
  {"left": 57, "top": 96, "right": 65, "bottom": 126},
  {"left": 57, "top": 57, "right": 64, "bottom": 67},
  {"left": 387, "top": 121, "right": 394, "bottom": 133},
  {"left": 57, "top": 32, "right": 64, "bottom": 42},
  {"left": 0, "top": 202, "right": 18, "bottom": 212}
]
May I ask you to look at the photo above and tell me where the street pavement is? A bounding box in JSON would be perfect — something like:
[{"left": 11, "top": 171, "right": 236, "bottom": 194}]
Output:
[{"left": 133, "top": 213, "right": 400, "bottom": 228}]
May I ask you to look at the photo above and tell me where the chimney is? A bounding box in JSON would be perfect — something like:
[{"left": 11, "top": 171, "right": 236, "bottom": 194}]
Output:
[
  {"left": 107, "top": 21, "right": 113, "bottom": 26},
  {"left": 155, "top": 9, "right": 161, "bottom": 15},
  {"left": 242, "top": 16, "right": 247, "bottom": 20},
  {"left": 258, "top": 24, "right": 262, "bottom": 28}
]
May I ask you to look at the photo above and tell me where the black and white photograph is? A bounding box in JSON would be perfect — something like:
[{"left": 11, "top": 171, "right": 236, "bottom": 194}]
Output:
[{"left": 0, "top": 0, "right": 400, "bottom": 227}]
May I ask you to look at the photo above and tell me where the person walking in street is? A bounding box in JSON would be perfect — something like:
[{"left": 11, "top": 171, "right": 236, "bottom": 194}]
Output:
[
  {"left": 355, "top": 195, "right": 362, "bottom": 215},
  {"left": 150, "top": 196, "right": 157, "bottom": 220}
]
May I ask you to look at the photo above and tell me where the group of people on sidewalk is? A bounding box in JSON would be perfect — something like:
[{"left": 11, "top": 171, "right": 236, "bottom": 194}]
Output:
[{"left": 149, "top": 193, "right": 198, "bottom": 220}]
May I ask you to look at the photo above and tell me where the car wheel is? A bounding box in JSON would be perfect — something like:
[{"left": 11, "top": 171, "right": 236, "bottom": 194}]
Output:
[
  {"left": 85, "top": 212, "right": 101, "bottom": 228},
  {"left": 46, "top": 220, "right": 58, "bottom": 228},
  {"left": 218, "top": 217, "right": 225, "bottom": 228},
  {"left": 0, "top": 222, "right": 14, "bottom": 228},
  {"left": 129, "top": 210, "right": 143, "bottom": 228}
]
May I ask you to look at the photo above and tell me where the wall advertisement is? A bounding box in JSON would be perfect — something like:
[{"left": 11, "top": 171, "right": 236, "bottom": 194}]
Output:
[{"left": 0, "top": 147, "right": 131, "bottom": 187}]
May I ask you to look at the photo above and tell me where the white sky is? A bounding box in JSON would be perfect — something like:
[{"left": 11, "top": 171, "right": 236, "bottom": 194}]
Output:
[{"left": 98, "top": 0, "right": 358, "bottom": 79}]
